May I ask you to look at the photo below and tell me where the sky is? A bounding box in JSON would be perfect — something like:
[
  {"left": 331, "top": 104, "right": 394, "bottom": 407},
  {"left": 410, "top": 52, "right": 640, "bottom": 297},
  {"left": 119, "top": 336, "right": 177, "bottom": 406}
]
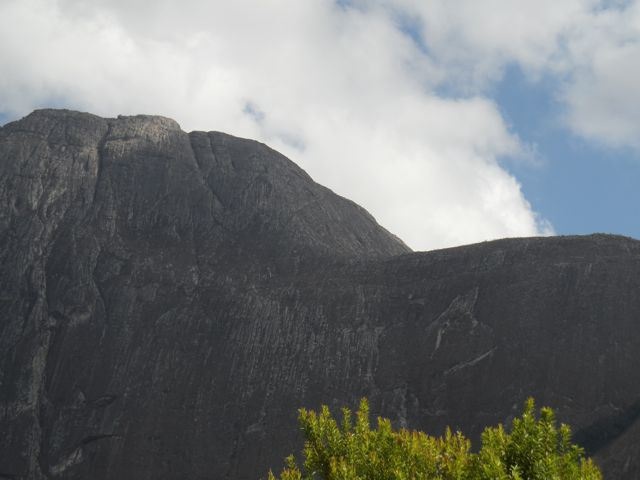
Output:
[{"left": 1, "top": 0, "right": 639, "bottom": 251}]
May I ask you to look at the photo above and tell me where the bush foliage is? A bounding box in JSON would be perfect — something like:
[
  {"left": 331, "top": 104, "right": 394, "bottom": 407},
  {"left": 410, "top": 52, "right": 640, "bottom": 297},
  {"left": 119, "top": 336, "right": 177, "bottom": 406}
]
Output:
[{"left": 267, "top": 398, "right": 601, "bottom": 480}]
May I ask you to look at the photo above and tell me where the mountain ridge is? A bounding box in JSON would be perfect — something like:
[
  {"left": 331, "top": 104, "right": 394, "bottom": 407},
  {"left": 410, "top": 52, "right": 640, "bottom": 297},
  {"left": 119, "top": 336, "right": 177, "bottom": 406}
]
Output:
[{"left": 1, "top": 109, "right": 639, "bottom": 479}]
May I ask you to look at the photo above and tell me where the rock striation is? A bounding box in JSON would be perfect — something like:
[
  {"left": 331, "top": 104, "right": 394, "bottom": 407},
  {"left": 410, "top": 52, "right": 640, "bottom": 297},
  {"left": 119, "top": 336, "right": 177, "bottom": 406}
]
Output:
[{"left": 1, "top": 109, "right": 640, "bottom": 479}]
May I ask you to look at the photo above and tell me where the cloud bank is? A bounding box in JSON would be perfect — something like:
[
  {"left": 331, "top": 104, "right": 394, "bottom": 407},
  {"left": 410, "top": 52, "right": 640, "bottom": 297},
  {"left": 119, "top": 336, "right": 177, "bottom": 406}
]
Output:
[
  {"left": 4, "top": 0, "right": 633, "bottom": 250},
  {"left": 389, "top": 0, "right": 640, "bottom": 147}
]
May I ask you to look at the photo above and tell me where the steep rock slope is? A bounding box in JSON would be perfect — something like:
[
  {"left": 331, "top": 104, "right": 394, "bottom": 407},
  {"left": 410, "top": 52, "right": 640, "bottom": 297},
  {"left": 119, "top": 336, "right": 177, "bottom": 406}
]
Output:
[{"left": 1, "top": 110, "right": 639, "bottom": 479}]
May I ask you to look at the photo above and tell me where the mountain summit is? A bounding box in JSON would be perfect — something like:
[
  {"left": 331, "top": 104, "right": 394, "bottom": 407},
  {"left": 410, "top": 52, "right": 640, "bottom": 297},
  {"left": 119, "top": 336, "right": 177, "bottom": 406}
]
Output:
[{"left": 1, "top": 110, "right": 639, "bottom": 479}]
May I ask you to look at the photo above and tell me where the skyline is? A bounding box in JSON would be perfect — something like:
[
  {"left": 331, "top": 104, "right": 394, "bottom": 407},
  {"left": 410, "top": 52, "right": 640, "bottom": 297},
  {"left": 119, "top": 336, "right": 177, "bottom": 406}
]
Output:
[{"left": 1, "top": 0, "right": 639, "bottom": 250}]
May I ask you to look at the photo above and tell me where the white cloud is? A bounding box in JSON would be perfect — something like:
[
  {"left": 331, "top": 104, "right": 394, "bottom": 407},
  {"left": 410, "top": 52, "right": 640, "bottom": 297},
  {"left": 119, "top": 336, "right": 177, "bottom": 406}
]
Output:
[
  {"left": 560, "top": 2, "right": 640, "bottom": 147},
  {"left": 383, "top": 0, "right": 591, "bottom": 89},
  {"left": 385, "top": 0, "right": 640, "bottom": 150},
  {"left": 0, "top": 0, "right": 554, "bottom": 251}
]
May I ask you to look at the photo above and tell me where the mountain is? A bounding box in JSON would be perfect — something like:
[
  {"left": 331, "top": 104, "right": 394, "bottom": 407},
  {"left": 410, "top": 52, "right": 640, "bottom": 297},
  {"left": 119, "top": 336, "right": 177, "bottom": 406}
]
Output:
[{"left": 1, "top": 109, "right": 639, "bottom": 479}]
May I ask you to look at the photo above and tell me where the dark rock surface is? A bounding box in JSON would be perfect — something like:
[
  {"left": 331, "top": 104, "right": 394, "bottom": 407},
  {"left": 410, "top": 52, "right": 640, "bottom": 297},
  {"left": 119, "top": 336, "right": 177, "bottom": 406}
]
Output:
[{"left": 1, "top": 109, "right": 639, "bottom": 479}]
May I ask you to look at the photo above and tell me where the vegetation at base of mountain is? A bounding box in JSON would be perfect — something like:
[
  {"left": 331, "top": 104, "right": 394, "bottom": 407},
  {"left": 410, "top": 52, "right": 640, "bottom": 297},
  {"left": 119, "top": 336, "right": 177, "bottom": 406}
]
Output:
[{"left": 267, "top": 398, "right": 602, "bottom": 480}]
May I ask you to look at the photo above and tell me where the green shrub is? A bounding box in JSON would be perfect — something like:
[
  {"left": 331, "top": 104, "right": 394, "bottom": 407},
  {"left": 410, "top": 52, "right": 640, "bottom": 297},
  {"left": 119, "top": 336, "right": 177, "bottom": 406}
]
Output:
[{"left": 267, "top": 398, "right": 601, "bottom": 480}]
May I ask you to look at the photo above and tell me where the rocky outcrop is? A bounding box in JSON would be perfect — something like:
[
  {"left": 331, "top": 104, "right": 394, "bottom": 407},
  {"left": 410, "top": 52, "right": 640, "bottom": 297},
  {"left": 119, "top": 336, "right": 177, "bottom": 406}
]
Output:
[{"left": 1, "top": 110, "right": 639, "bottom": 479}]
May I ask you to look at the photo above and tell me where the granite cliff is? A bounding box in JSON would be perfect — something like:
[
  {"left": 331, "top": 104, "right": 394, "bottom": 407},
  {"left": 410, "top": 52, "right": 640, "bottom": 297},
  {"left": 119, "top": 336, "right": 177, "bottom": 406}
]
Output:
[{"left": 1, "top": 110, "right": 639, "bottom": 479}]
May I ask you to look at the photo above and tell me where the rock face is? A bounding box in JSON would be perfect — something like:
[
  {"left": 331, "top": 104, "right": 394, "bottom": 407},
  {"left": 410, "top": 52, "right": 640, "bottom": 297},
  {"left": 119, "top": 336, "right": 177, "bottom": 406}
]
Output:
[{"left": 1, "top": 109, "right": 639, "bottom": 479}]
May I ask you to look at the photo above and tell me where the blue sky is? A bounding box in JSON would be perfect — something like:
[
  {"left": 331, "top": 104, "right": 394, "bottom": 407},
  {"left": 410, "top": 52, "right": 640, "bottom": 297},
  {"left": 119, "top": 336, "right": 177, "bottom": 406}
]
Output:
[
  {"left": 494, "top": 64, "right": 640, "bottom": 239},
  {"left": 1, "top": 0, "right": 639, "bottom": 250},
  {"left": 393, "top": 6, "right": 640, "bottom": 242}
]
